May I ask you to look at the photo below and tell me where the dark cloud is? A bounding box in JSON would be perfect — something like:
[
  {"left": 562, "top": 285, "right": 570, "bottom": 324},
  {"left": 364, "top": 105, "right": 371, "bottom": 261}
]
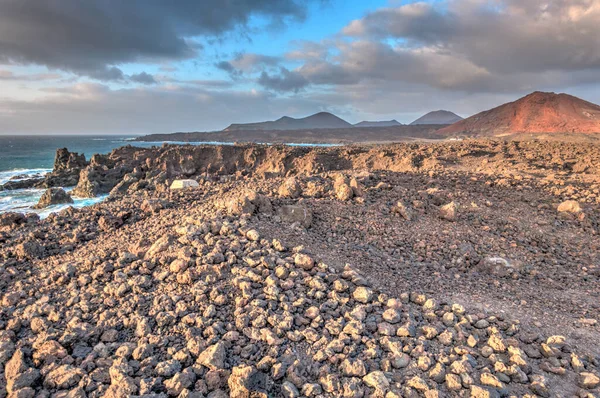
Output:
[
  {"left": 286, "top": 0, "right": 600, "bottom": 94},
  {"left": 258, "top": 67, "right": 309, "bottom": 92},
  {"left": 296, "top": 41, "right": 491, "bottom": 91},
  {"left": 88, "top": 67, "right": 126, "bottom": 82},
  {"left": 215, "top": 61, "right": 240, "bottom": 77},
  {"left": 129, "top": 72, "right": 157, "bottom": 85},
  {"left": 216, "top": 53, "right": 281, "bottom": 79},
  {"left": 343, "top": 0, "right": 600, "bottom": 74},
  {"left": 0, "top": 0, "right": 311, "bottom": 80}
]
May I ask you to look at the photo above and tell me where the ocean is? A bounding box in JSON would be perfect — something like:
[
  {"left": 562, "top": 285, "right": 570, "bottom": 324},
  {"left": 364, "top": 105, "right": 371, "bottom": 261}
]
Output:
[
  {"left": 0, "top": 135, "right": 340, "bottom": 217},
  {"left": 0, "top": 135, "right": 158, "bottom": 217}
]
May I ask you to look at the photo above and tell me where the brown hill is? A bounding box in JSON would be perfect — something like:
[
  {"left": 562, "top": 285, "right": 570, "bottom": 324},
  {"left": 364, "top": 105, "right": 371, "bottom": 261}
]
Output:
[{"left": 438, "top": 91, "right": 600, "bottom": 136}]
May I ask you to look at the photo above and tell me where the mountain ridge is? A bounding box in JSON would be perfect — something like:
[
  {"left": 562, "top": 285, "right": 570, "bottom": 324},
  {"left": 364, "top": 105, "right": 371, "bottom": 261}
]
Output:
[
  {"left": 224, "top": 112, "right": 352, "bottom": 131},
  {"left": 411, "top": 110, "right": 463, "bottom": 125},
  {"left": 353, "top": 120, "right": 402, "bottom": 128}
]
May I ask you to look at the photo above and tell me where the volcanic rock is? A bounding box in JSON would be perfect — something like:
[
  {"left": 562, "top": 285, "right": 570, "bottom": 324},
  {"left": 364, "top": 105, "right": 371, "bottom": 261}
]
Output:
[
  {"left": 33, "top": 188, "right": 74, "bottom": 209},
  {"left": 53, "top": 148, "right": 87, "bottom": 171},
  {"left": 72, "top": 165, "right": 131, "bottom": 198}
]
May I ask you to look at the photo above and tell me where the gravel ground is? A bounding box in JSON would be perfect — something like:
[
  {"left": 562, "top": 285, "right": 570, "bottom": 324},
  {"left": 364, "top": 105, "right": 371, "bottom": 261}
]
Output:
[{"left": 0, "top": 139, "right": 599, "bottom": 397}]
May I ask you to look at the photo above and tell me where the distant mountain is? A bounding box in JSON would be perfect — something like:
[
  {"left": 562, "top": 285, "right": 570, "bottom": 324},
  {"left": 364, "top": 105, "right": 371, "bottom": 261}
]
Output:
[
  {"left": 353, "top": 120, "right": 402, "bottom": 128},
  {"left": 410, "top": 110, "right": 463, "bottom": 125},
  {"left": 224, "top": 112, "right": 352, "bottom": 131},
  {"left": 438, "top": 92, "right": 600, "bottom": 136}
]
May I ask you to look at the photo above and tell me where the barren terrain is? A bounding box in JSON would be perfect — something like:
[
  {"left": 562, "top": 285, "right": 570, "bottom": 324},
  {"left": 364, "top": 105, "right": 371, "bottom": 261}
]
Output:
[{"left": 1, "top": 139, "right": 599, "bottom": 397}]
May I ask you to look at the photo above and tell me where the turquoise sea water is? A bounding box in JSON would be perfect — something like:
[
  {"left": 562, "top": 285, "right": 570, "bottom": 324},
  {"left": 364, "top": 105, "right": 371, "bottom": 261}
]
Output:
[
  {"left": 0, "top": 135, "right": 341, "bottom": 217},
  {"left": 0, "top": 135, "right": 148, "bottom": 217}
]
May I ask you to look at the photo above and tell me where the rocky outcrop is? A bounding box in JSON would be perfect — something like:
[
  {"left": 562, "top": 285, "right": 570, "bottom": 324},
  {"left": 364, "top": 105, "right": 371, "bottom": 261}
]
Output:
[
  {"left": 42, "top": 148, "right": 89, "bottom": 188},
  {"left": 0, "top": 212, "right": 38, "bottom": 230},
  {"left": 33, "top": 188, "right": 74, "bottom": 209},
  {"left": 53, "top": 148, "right": 87, "bottom": 171},
  {"left": 72, "top": 165, "right": 132, "bottom": 198},
  {"left": 0, "top": 177, "right": 45, "bottom": 191}
]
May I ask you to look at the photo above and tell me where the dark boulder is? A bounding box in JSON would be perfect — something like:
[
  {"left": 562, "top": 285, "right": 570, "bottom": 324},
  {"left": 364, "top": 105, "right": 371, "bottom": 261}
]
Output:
[
  {"left": 15, "top": 240, "right": 45, "bottom": 259},
  {"left": 0, "top": 212, "right": 26, "bottom": 228},
  {"left": 33, "top": 188, "right": 74, "bottom": 209}
]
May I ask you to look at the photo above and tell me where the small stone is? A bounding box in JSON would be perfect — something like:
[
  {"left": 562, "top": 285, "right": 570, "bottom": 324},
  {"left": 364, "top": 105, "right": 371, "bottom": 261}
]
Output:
[
  {"left": 340, "top": 358, "right": 367, "bottom": 377},
  {"left": 43, "top": 365, "right": 83, "bottom": 390},
  {"left": 155, "top": 360, "right": 182, "bottom": 377},
  {"left": 439, "top": 201, "right": 458, "bottom": 221},
  {"left": 294, "top": 253, "right": 314, "bottom": 270},
  {"left": 335, "top": 183, "right": 353, "bottom": 201},
  {"left": 353, "top": 286, "right": 373, "bottom": 303},
  {"left": 446, "top": 374, "right": 462, "bottom": 391},
  {"left": 363, "top": 371, "right": 389, "bottom": 391},
  {"left": 281, "top": 381, "right": 300, "bottom": 398},
  {"left": 165, "top": 368, "right": 196, "bottom": 396},
  {"left": 228, "top": 365, "right": 267, "bottom": 398},
  {"left": 246, "top": 229, "right": 260, "bottom": 241},
  {"left": 475, "top": 319, "right": 490, "bottom": 329},
  {"left": 382, "top": 308, "right": 402, "bottom": 324},
  {"left": 470, "top": 385, "right": 499, "bottom": 398},
  {"left": 197, "top": 342, "right": 226, "bottom": 370},
  {"left": 487, "top": 334, "right": 506, "bottom": 352},
  {"left": 579, "top": 372, "right": 600, "bottom": 389},
  {"left": 407, "top": 376, "right": 428, "bottom": 391},
  {"left": 429, "top": 363, "right": 446, "bottom": 384},
  {"left": 279, "top": 177, "right": 301, "bottom": 198},
  {"left": 557, "top": 200, "right": 581, "bottom": 213},
  {"left": 480, "top": 372, "right": 504, "bottom": 389}
]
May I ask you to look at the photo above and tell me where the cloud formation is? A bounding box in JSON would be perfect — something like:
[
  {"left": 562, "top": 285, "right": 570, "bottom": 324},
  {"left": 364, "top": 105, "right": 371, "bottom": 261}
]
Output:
[
  {"left": 0, "top": 70, "right": 62, "bottom": 81},
  {"left": 336, "top": 0, "right": 600, "bottom": 86},
  {"left": 0, "top": 83, "right": 326, "bottom": 134},
  {"left": 129, "top": 72, "right": 157, "bottom": 85},
  {"left": 2, "top": 0, "right": 600, "bottom": 133},
  {"left": 0, "top": 0, "right": 309, "bottom": 80},
  {"left": 258, "top": 67, "right": 309, "bottom": 93}
]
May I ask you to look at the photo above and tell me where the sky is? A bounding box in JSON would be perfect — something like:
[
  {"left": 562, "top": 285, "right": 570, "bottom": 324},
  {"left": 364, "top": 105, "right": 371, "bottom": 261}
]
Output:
[{"left": 0, "top": 0, "right": 600, "bottom": 135}]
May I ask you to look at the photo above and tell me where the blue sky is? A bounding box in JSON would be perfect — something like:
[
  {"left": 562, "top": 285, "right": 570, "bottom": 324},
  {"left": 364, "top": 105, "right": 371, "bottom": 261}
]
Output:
[{"left": 1, "top": 0, "right": 599, "bottom": 134}]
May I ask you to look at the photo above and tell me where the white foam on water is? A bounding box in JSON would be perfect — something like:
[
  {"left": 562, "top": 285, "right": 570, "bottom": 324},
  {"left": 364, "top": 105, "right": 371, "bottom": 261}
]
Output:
[
  {"left": 0, "top": 168, "right": 52, "bottom": 185},
  {"left": 34, "top": 195, "right": 107, "bottom": 219},
  {"left": 0, "top": 185, "right": 107, "bottom": 219}
]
